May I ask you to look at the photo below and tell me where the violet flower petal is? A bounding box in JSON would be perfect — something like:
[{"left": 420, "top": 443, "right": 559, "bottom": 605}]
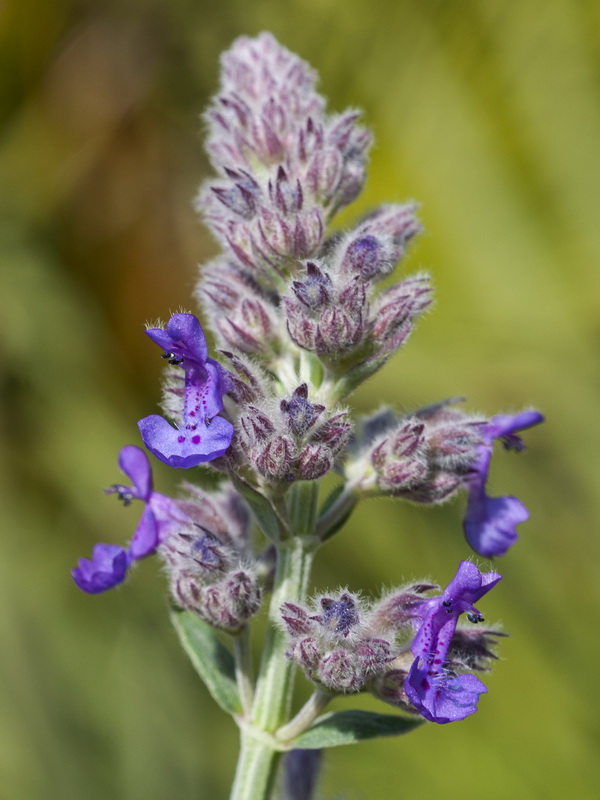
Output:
[
  {"left": 129, "top": 505, "right": 160, "bottom": 559},
  {"left": 463, "top": 410, "right": 544, "bottom": 557},
  {"left": 405, "top": 660, "right": 487, "bottom": 724},
  {"left": 117, "top": 444, "right": 153, "bottom": 500},
  {"left": 138, "top": 413, "right": 234, "bottom": 469},
  {"left": 145, "top": 313, "right": 209, "bottom": 364},
  {"left": 464, "top": 486, "right": 529, "bottom": 558},
  {"left": 72, "top": 544, "right": 130, "bottom": 594},
  {"left": 482, "top": 410, "right": 545, "bottom": 443}
]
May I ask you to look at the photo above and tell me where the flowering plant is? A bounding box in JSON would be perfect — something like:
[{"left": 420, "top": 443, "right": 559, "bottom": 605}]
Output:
[{"left": 73, "top": 33, "right": 543, "bottom": 800}]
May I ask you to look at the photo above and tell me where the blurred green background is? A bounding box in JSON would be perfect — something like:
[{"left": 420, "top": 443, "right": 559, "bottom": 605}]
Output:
[{"left": 1, "top": 0, "right": 599, "bottom": 797}]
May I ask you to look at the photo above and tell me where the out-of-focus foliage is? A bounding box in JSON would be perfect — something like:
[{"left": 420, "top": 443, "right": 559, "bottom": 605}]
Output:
[{"left": 1, "top": 0, "right": 599, "bottom": 797}]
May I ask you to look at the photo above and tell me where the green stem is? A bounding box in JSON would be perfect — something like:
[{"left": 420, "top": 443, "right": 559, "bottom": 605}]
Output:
[
  {"left": 252, "top": 538, "right": 316, "bottom": 730},
  {"left": 228, "top": 732, "right": 282, "bottom": 800},
  {"left": 275, "top": 688, "right": 332, "bottom": 744},
  {"left": 229, "top": 536, "right": 316, "bottom": 800},
  {"left": 234, "top": 626, "right": 254, "bottom": 717}
]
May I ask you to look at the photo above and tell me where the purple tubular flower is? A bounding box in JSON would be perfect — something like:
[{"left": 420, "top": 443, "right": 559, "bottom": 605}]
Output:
[
  {"left": 72, "top": 544, "right": 130, "bottom": 594},
  {"left": 137, "top": 314, "right": 234, "bottom": 468},
  {"left": 405, "top": 561, "right": 502, "bottom": 724},
  {"left": 464, "top": 410, "right": 544, "bottom": 558},
  {"left": 72, "top": 446, "right": 188, "bottom": 594}
]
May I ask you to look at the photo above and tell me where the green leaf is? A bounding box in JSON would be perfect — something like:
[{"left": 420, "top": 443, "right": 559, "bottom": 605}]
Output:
[
  {"left": 229, "top": 472, "right": 285, "bottom": 541},
  {"left": 292, "top": 710, "right": 422, "bottom": 749},
  {"left": 316, "top": 485, "right": 358, "bottom": 541},
  {"left": 170, "top": 608, "right": 242, "bottom": 715}
]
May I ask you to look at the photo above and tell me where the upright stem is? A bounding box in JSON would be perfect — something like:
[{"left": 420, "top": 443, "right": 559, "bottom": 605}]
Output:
[
  {"left": 234, "top": 626, "right": 254, "bottom": 717},
  {"left": 229, "top": 732, "right": 282, "bottom": 800},
  {"left": 229, "top": 535, "right": 317, "bottom": 800},
  {"left": 252, "top": 537, "right": 316, "bottom": 730}
]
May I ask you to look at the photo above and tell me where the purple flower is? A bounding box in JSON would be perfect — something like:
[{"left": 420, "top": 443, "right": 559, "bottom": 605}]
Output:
[
  {"left": 463, "top": 410, "right": 544, "bottom": 557},
  {"left": 405, "top": 561, "right": 502, "bottom": 724},
  {"left": 138, "top": 314, "right": 234, "bottom": 468},
  {"left": 71, "top": 544, "right": 130, "bottom": 594},
  {"left": 72, "top": 446, "right": 188, "bottom": 594}
]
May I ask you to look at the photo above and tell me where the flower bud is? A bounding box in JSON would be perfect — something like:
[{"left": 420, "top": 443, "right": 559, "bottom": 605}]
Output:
[
  {"left": 311, "top": 411, "right": 353, "bottom": 456},
  {"left": 400, "top": 472, "right": 461, "bottom": 504},
  {"left": 425, "top": 421, "right": 485, "bottom": 472},
  {"left": 317, "top": 650, "right": 361, "bottom": 693},
  {"left": 269, "top": 166, "right": 303, "bottom": 215},
  {"left": 448, "top": 627, "right": 507, "bottom": 671},
  {"left": 255, "top": 435, "right": 295, "bottom": 479},
  {"left": 194, "top": 568, "right": 261, "bottom": 633},
  {"left": 240, "top": 406, "right": 276, "bottom": 444},
  {"left": 355, "top": 638, "right": 394, "bottom": 671},
  {"left": 291, "top": 262, "right": 332, "bottom": 309},
  {"left": 216, "top": 296, "right": 278, "bottom": 355},
  {"left": 371, "top": 273, "right": 433, "bottom": 344},
  {"left": 306, "top": 148, "right": 343, "bottom": 204},
  {"left": 342, "top": 234, "right": 386, "bottom": 280},
  {"left": 296, "top": 444, "right": 332, "bottom": 480},
  {"left": 225, "top": 569, "right": 262, "bottom": 622},
  {"left": 281, "top": 602, "right": 312, "bottom": 635},
  {"left": 287, "top": 636, "right": 320, "bottom": 672},
  {"left": 219, "top": 350, "right": 267, "bottom": 404},
  {"left": 368, "top": 668, "right": 414, "bottom": 712},
  {"left": 368, "top": 418, "right": 429, "bottom": 493},
  {"left": 369, "top": 583, "right": 438, "bottom": 632},
  {"left": 315, "top": 306, "right": 363, "bottom": 353},
  {"left": 280, "top": 384, "right": 325, "bottom": 436}
]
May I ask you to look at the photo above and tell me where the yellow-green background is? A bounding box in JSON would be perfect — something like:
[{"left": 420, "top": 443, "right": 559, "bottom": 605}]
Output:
[{"left": 1, "top": 0, "right": 598, "bottom": 798}]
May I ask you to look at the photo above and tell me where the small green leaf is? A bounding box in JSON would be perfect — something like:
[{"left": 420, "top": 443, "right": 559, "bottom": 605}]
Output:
[
  {"left": 293, "top": 710, "right": 422, "bottom": 749},
  {"left": 229, "top": 472, "right": 285, "bottom": 541},
  {"left": 316, "top": 485, "right": 358, "bottom": 541},
  {"left": 170, "top": 608, "right": 242, "bottom": 715}
]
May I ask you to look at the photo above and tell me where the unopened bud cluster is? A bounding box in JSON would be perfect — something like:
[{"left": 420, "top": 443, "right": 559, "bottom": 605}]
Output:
[
  {"left": 199, "top": 33, "right": 371, "bottom": 290},
  {"left": 346, "top": 402, "right": 487, "bottom": 502},
  {"left": 223, "top": 369, "right": 352, "bottom": 484},
  {"left": 281, "top": 591, "right": 398, "bottom": 693},
  {"left": 161, "top": 517, "right": 261, "bottom": 634},
  {"left": 283, "top": 207, "right": 431, "bottom": 370}
]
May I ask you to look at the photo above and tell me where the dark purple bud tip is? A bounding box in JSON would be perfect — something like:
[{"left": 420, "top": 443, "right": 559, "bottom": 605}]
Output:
[{"left": 317, "top": 593, "right": 359, "bottom": 635}]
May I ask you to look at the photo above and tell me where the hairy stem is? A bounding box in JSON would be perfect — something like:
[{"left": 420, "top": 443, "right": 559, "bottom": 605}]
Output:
[
  {"left": 229, "top": 532, "right": 317, "bottom": 800},
  {"left": 234, "top": 626, "right": 254, "bottom": 717},
  {"left": 275, "top": 689, "right": 333, "bottom": 744}
]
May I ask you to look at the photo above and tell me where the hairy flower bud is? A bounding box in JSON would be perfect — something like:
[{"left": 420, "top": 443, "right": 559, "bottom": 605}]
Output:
[
  {"left": 370, "top": 583, "right": 438, "bottom": 632},
  {"left": 291, "top": 262, "right": 333, "bottom": 309},
  {"left": 162, "top": 528, "right": 231, "bottom": 577},
  {"left": 255, "top": 435, "right": 295, "bottom": 479},
  {"left": 280, "top": 384, "right": 325, "bottom": 436},
  {"left": 281, "top": 590, "right": 397, "bottom": 695},
  {"left": 240, "top": 406, "right": 277, "bottom": 444},
  {"left": 371, "top": 273, "right": 433, "bottom": 344},
  {"left": 368, "top": 667, "right": 414, "bottom": 712},
  {"left": 296, "top": 444, "right": 332, "bottom": 480},
  {"left": 186, "top": 567, "right": 262, "bottom": 634},
  {"left": 367, "top": 417, "right": 429, "bottom": 493},
  {"left": 317, "top": 650, "right": 361, "bottom": 693},
  {"left": 448, "top": 627, "right": 507, "bottom": 672}
]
